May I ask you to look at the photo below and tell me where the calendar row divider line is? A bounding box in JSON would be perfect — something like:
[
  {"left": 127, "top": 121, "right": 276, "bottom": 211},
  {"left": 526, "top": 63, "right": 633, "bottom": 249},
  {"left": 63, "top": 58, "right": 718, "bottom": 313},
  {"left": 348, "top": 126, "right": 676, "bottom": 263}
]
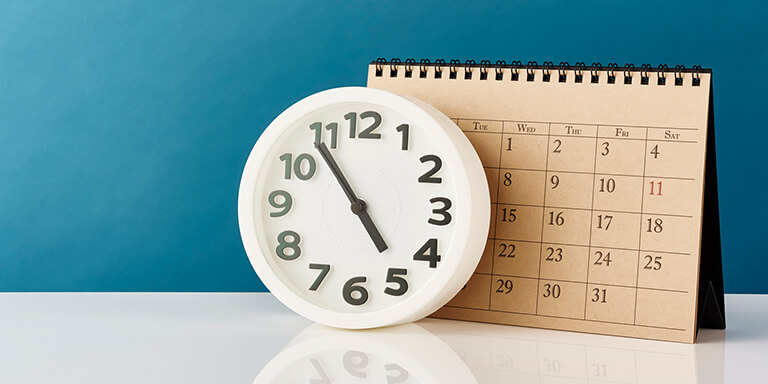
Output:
[
  {"left": 492, "top": 202, "right": 695, "bottom": 219},
  {"left": 486, "top": 237, "right": 692, "bottom": 255},
  {"left": 476, "top": 272, "right": 689, "bottom": 294},
  {"left": 442, "top": 305, "right": 687, "bottom": 332},
  {"left": 454, "top": 118, "right": 699, "bottom": 131},
  {"left": 484, "top": 166, "right": 698, "bottom": 181}
]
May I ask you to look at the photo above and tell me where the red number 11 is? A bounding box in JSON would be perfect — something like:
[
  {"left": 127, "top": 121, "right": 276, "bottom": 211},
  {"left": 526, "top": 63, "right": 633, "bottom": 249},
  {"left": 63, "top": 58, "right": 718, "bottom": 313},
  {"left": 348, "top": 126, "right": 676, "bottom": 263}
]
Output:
[{"left": 649, "top": 181, "right": 663, "bottom": 196}]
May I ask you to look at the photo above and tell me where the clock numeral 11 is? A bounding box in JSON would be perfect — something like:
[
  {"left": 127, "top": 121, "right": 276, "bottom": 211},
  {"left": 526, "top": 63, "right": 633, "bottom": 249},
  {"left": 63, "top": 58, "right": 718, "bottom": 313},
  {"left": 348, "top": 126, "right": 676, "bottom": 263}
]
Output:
[{"left": 310, "top": 122, "right": 338, "bottom": 149}]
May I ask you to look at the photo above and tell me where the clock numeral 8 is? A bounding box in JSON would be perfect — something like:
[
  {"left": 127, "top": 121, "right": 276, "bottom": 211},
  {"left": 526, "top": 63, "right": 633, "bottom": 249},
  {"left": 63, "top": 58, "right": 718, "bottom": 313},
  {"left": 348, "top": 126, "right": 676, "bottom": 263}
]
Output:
[{"left": 276, "top": 230, "right": 301, "bottom": 260}]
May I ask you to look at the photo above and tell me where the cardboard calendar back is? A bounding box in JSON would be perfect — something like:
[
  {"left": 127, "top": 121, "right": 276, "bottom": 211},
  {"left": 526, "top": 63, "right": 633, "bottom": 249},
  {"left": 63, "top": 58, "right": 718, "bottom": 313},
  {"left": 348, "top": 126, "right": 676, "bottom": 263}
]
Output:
[{"left": 367, "top": 60, "right": 725, "bottom": 343}]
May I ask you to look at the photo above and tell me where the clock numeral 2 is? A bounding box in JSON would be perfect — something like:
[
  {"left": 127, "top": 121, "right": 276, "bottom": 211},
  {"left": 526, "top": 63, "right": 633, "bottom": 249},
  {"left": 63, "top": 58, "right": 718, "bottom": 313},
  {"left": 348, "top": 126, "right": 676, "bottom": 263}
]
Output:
[
  {"left": 345, "top": 111, "right": 382, "bottom": 139},
  {"left": 418, "top": 155, "right": 442, "bottom": 184},
  {"left": 279, "top": 153, "right": 316, "bottom": 180},
  {"left": 308, "top": 263, "right": 330, "bottom": 291},
  {"left": 428, "top": 197, "right": 452, "bottom": 226},
  {"left": 413, "top": 238, "right": 441, "bottom": 268}
]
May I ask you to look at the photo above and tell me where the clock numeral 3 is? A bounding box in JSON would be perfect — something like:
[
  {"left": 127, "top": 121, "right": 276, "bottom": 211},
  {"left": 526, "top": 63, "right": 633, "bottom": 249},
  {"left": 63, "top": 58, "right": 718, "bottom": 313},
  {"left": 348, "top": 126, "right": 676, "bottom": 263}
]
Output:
[
  {"left": 428, "top": 197, "right": 452, "bottom": 226},
  {"left": 384, "top": 268, "right": 408, "bottom": 296},
  {"left": 343, "top": 276, "right": 369, "bottom": 306},
  {"left": 267, "top": 190, "right": 292, "bottom": 217},
  {"left": 279, "top": 153, "right": 316, "bottom": 180},
  {"left": 413, "top": 238, "right": 441, "bottom": 268},
  {"left": 308, "top": 263, "right": 330, "bottom": 291},
  {"left": 276, "top": 230, "right": 301, "bottom": 260},
  {"left": 418, "top": 155, "right": 442, "bottom": 184}
]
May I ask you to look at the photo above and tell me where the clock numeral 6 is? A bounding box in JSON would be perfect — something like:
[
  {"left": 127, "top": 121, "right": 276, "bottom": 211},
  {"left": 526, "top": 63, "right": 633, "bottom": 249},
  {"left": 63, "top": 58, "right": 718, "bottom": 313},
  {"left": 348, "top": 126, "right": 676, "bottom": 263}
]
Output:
[
  {"left": 384, "top": 268, "right": 408, "bottom": 296},
  {"left": 279, "top": 153, "right": 316, "bottom": 180},
  {"left": 267, "top": 190, "right": 292, "bottom": 217},
  {"left": 418, "top": 155, "right": 443, "bottom": 184},
  {"left": 428, "top": 197, "right": 452, "bottom": 226},
  {"left": 343, "top": 276, "right": 369, "bottom": 306},
  {"left": 276, "top": 230, "right": 301, "bottom": 260},
  {"left": 413, "top": 238, "right": 441, "bottom": 268}
]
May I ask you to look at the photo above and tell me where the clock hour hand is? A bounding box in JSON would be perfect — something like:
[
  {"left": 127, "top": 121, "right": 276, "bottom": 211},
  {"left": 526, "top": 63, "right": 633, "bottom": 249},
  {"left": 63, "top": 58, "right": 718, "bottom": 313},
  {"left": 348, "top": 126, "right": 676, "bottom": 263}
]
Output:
[{"left": 315, "top": 142, "right": 389, "bottom": 253}]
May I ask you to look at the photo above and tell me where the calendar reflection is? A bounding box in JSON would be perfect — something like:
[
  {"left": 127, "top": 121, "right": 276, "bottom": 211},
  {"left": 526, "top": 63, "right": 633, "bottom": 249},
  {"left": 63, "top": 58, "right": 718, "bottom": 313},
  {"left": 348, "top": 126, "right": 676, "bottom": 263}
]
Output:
[{"left": 256, "top": 319, "right": 724, "bottom": 384}]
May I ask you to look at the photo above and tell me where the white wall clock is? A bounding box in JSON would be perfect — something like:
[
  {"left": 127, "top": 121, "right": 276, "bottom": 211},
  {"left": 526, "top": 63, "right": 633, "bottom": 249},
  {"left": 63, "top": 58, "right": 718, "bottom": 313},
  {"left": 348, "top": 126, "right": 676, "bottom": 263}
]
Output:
[{"left": 238, "top": 87, "right": 489, "bottom": 329}]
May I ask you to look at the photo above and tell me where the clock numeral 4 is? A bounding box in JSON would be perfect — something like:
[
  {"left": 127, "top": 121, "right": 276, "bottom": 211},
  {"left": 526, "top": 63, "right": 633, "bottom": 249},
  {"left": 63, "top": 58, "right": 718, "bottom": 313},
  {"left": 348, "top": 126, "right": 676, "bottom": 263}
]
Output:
[
  {"left": 418, "top": 155, "right": 443, "bottom": 184},
  {"left": 279, "top": 153, "right": 316, "bottom": 180},
  {"left": 428, "top": 197, "right": 452, "bottom": 226},
  {"left": 413, "top": 238, "right": 441, "bottom": 268}
]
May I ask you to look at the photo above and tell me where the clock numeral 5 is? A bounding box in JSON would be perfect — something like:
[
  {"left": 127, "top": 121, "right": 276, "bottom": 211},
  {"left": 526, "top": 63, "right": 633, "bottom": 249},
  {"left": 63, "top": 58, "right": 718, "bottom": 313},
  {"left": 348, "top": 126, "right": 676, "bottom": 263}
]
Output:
[
  {"left": 418, "top": 155, "right": 443, "bottom": 184},
  {"left": 428, "top": 197, "right": 452, "bottom": 226},
  {"left": 267, "top": 190, "right": 292, "bottom": 217},
  {"left": 413, "top": 238, "right": 441, "bottom": 268},
  {"left": 279, "top": 153, "right": 316, "bottom": 180},
  {"left": 384, "top": 268, "right": 408, "bottom": 296}
]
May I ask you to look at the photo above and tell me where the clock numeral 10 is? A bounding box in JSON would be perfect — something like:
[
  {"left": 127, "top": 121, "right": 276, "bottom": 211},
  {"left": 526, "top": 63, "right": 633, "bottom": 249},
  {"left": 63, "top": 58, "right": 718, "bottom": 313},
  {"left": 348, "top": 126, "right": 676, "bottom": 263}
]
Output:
[{"left": 279, "top": 153, "right": 316, "bottom": 180}]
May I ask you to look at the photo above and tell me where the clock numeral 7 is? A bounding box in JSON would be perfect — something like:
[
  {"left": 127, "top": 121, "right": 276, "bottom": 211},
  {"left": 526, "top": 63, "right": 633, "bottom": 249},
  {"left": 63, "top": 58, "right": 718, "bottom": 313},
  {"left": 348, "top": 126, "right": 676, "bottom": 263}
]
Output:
[
  {"left": 413, "top": 238, "right": 441, "bottom": 268},
  {"left": 308, "top": 263, "right": 330, "bottom": 291}
]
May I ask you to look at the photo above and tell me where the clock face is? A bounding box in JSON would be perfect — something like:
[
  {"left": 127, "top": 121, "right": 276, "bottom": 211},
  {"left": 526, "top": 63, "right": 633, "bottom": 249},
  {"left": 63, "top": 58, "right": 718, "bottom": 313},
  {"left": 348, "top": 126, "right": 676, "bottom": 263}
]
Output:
[{"left": 239, "top": 87, "right": 489, "bottom": 328}]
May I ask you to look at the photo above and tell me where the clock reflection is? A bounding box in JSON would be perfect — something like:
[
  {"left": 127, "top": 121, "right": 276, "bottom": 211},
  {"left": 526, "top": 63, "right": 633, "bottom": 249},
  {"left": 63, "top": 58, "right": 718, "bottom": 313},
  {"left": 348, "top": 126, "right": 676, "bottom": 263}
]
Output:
[{"left": 254, "top": 322, "right": 478, "bottom": 383}]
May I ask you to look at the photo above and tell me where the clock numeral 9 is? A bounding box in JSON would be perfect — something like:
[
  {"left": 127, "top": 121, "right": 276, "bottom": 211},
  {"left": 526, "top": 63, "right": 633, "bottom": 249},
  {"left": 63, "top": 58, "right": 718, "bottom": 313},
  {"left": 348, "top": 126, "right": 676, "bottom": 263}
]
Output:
[
  {"left": 343, "top": 276, "right": 369, "bottom": 306},
  {"left": 276, "top": 230, "right": 301, "bottom": 260},
  {"left": 418, "top": 155, "right": 442, "bottom": 184},
  {"left": 413, "top": 238, "right": 441, "bottom": 268},
  {"left": 428, "top": 197, "right": 452, "bottom": 226},
  {"left": 279, "top": 153, "right": 316, "bottom": 180},
  {"left": 267, "top": 190, "right": 292, "bottom": 217}
]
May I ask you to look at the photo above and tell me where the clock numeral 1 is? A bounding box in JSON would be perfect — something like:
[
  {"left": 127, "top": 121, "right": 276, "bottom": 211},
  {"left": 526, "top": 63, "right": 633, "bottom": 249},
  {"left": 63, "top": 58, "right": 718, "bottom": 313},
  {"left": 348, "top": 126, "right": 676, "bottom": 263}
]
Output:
[
  {"left": 345, "top": 111, "right": 382, "bottom": 139},
  {"left": 395, "top": 123, "right": 409, "bottom": 150},
  {"left": 310, "top": 122, "right": 338, "bottom": 149},
  {"left": 279, "top": 153, "right": 316, "bottom": 180},
  {"left": 276, "top": 230, "right": 301, "bottom": 260},
  {"left": 267, "top": 190, "right": 292, "bottom": 217},
  {"left": 342, "top": 276, "right": 369, "bottom": 306},
  {"left": 413, "top": 238, "right": 441, "bottom": 268},
  {"left": 418, "top": 155, "right": 443, "bottom": 184},
  {"left": 384, "top": 268, "right": 408, "bottom": 296},
  {"left": 428, "top": 197, "right": 452, "bottom": 226},
  {"left": 308, "top": 263, "right": 330, "bottom": 291}
]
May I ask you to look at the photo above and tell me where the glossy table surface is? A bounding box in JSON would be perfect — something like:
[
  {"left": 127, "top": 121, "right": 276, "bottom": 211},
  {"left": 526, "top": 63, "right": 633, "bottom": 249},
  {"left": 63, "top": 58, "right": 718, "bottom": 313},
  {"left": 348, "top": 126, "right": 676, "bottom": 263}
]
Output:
[{"left": 0, "top": 293, "right": 764, "bottom": 383}]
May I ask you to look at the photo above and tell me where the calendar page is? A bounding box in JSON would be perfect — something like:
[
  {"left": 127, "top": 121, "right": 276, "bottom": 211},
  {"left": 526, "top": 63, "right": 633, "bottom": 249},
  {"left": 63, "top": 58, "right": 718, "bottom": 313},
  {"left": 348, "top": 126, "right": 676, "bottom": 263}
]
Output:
[{"left": 368, "top": 61, "right": 720, "bottom": 343}]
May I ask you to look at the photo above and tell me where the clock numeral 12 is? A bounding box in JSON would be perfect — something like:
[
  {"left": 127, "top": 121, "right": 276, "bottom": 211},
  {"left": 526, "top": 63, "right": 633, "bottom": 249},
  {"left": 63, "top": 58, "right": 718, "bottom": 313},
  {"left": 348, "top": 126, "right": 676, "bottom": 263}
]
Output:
[{"left": 345, "top": 111, "right": 382, "bottom": 139}]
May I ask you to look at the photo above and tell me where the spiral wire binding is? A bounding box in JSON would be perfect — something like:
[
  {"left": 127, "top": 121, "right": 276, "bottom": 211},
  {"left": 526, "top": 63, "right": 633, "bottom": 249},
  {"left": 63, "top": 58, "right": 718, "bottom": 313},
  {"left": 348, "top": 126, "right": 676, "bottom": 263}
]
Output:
[{"left": 373, "top": 58, "right": 709, "bottom": 87}]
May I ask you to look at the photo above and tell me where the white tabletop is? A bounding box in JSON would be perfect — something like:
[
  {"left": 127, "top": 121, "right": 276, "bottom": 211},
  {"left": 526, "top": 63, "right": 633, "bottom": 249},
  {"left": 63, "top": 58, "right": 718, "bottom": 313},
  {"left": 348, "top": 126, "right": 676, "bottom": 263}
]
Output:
[{"left": 0, "top": 293, "right": 763, "bottom": 383}]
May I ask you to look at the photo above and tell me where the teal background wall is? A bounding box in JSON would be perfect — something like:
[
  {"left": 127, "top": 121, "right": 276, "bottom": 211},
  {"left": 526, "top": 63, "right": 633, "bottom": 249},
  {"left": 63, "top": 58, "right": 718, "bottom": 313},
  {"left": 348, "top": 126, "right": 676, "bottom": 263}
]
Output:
[{"left": 0, "top": 0, "right": 765, "bottom": 292}]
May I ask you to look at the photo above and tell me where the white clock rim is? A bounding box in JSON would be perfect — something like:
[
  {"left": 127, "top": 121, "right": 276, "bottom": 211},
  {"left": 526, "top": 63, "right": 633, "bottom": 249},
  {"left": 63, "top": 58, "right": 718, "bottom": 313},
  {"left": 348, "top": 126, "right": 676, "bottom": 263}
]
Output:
[{"left": 239, "top": 86, "right": 490, "bottom": 329}]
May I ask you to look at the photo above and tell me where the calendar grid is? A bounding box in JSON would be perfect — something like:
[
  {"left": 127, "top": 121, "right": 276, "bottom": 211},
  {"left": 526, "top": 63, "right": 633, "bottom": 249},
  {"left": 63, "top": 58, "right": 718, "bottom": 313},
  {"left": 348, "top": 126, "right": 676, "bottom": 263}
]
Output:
[{"left": 452, "top": 118, "right": 699, "bottom": 332}]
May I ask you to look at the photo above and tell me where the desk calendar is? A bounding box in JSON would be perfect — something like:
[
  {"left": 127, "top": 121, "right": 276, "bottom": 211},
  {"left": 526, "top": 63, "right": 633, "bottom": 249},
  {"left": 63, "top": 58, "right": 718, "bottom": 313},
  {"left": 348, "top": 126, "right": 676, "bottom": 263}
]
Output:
[{"left": 368, "top": 59, "right": 725, "bottom": 343}]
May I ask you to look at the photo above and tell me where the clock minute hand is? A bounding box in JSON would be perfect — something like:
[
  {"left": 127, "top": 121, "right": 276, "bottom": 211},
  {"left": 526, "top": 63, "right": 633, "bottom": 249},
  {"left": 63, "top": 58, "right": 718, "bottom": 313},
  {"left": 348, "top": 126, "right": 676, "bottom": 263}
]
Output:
[{"left": 315, "top": 142, "right": 389, "bottom": 253}]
